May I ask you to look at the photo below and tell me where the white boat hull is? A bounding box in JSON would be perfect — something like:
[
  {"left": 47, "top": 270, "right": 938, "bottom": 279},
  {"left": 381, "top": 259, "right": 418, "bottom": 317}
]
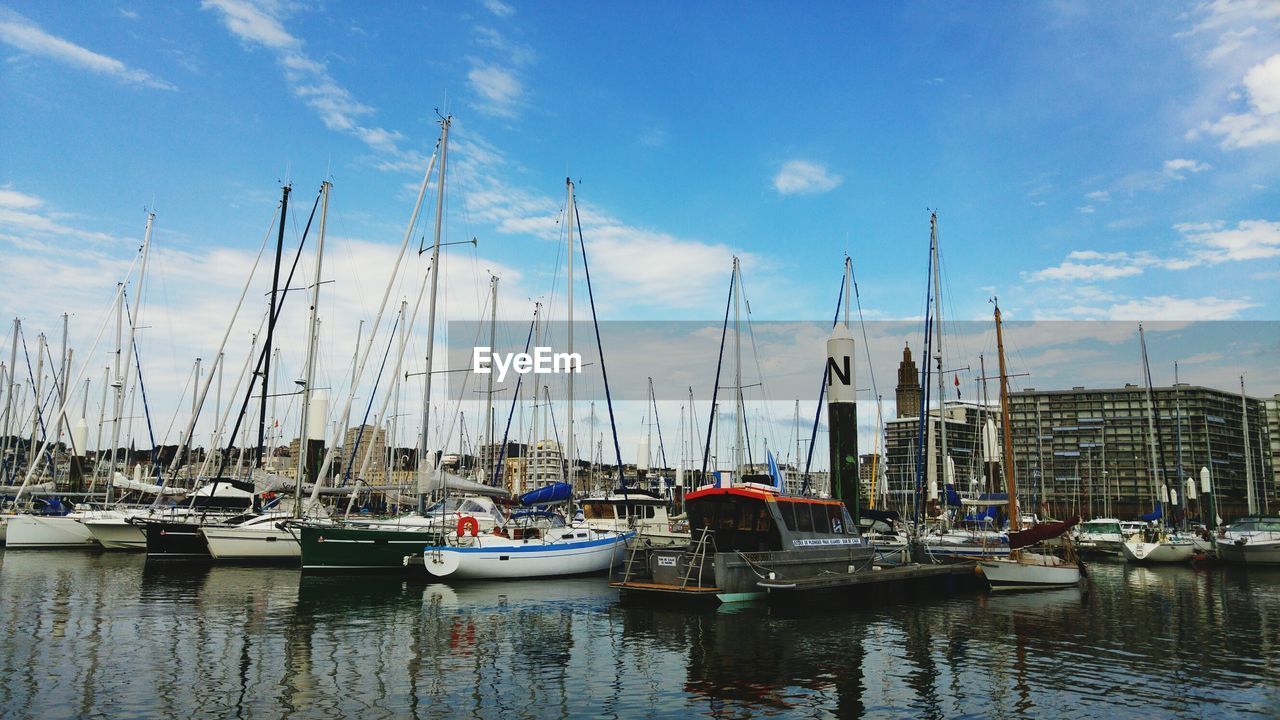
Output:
[
  {"left": 201, "top": 522, "right": 300, "bottom": 561},
  {"left": 979, "top": 556, "right": 1081, "bottom": 591},
  {"left": 5, "top": 515, "right": 100, "bottom": 549},
  {"left": 1120, "top": 538, "right": 1195, "bottom": 563},
  {"left": 1219, "top": 539, "right": 1280, "bottom": 565},
  {"left": 81, "top": 517, "right": 147, "bottom": 550},
  {"left": 424, "top": 531, "right": 632, "bottom": 579}
]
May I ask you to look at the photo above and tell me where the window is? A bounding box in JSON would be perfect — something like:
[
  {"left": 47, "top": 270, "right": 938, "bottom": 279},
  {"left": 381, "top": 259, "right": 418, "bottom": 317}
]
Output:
[
  {"left": 738, "top": 503, "right": 755, "bottom": 531},
  {"left": 796, "top": 504, "right": 813, "bottom": 532},
  {"left": 779, "top": 502, "right": 797, "bottom": 531},
  {"left": 756, "top": 507, "right": 773, "bottom": 532},
  {"left": 812, "top": 505, "right": 831, "bottom": 533}
]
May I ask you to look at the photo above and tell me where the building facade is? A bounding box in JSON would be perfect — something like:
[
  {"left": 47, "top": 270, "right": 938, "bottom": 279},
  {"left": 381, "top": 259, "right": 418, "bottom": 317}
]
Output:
[{"left": 1008, "top": 385, "right": 1274, "bottom": 521}]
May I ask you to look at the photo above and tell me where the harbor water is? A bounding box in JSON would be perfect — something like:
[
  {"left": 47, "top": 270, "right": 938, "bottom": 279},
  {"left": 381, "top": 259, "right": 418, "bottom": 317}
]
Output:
[{"left": 1, "top": 552, "right": 1277, "bottom": 719}]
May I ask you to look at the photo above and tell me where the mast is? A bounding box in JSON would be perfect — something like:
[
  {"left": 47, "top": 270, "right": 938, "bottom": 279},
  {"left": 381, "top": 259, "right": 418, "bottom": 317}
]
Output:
[
  {"left": 930, "top": 213, "right": 950, "bottom": 496},
  {"left": 257, "top": 185, "right": 290, "bottom": 478},
  {"left": 1241, "top": 375, "right": 1256, "bottom": 515},
  {"left": 295, "top": 180, "right": 329, "bottom": 515},
  {"left": 30, "top": 333, "right": 45, "bottom": 478},
  {"left": 2, "top": 319, "right": 17, "bottom": 481},
  {"left": 105, "top": 279, "right": 124, "bottom": 502},
  {"left": 483, "top": 274, "right": 498, "bottom": 483},
  {"left": 565, "top": 179, "right": 576, "bottom": 496},
  {"left": 54, "top": 313, "right": 67, "bottom": 448},
  {"left": 732, "top": 257, "right": 743, "bottom": 476},
  {"left": 1139, "top": 324, "right": 1161, "bottom": 518},
  {"left": 91, "top": 366, "right": 107, "bottom": 488},
  {"left": 995, "top": 300, "right": 1019, "bottom": 535},
  {"left": 1174, "top": 362, "right": 1184, "bottom": 529},
  {"left": 417, "top": 116, "right": 450, "bottom": 511}
]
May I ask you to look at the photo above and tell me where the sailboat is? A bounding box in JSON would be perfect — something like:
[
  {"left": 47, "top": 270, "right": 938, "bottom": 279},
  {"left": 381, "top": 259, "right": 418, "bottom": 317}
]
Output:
[
  {"left": 1119, "top": 324, "right": 1194, "bottom": 564},
  {"left": 201, "top": 180, "right": 335, "bottom": 562},
  {"left": 976, "top": 300, "right": 1082, "bottom": 591},
  {"left": 6, "top": 213, "right": 160, "bottom": 550},
  {"left": 422, "top": 179, "right": 632, "bottom": 581}
]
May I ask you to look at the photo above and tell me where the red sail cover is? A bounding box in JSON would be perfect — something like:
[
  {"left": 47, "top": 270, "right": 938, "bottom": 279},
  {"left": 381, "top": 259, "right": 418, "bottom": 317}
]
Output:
[{"left": 1009, "top": 516, "right": 1080, "bottom": 550}]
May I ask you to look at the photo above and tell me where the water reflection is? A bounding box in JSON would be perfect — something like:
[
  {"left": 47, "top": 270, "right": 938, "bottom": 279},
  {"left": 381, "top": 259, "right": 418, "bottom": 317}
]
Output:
[{"left": 1, "top": 551, "right": 1278, "bottom": 718}]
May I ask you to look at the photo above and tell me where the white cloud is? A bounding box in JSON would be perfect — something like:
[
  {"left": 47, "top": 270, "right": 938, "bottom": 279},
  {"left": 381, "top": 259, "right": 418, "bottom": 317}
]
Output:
[
  {"left": 772, "top": 160, "right": 842, "bottom": 196},
  {"left": 0, "top": 188, "right": 42, "bottom": 210},
  {"left": 0, "top": 10, "right": 174, "bottom": 90},
  {"left": 119, "top": 8, "right": 139, "bottom": 20},
  {"left": 483, "top": 0, "right": 514, "bottom": 18},
  {"left": 639, "top": 127, "right": 667, "bottom": 147},
  {"left": 1026, "top": 250, "right": 1156, "bottom": 282},
  {"left": 1028, "top": 219, "right": 1280, "bottom": 282},
  {"left": 1078, "top": 205, "right": 1095, "bottom": 214},
  {"left": 1105, "top": 295, "right": 1258, "bottom": 321},
  {"left": 201, "top": 0, "right": 297, "bottom": 49},
  {"left": 1198, "top": 53, "right": 1280, "bottom": 148},
  {"left": 1084, "top": 190, "right": 1110, "bottom": 202},
  {"left": 467, "top": 63, "right": 523, "bottom": 118},
  {"left": 1163, "top": 158, "right": 1211, "bottom": 179},
  {"left": 1174, "top": 218, "right": 1280, "bottom": 264},
  {"left": 202, "top": 0, "right": 408, "bottom": 163}
]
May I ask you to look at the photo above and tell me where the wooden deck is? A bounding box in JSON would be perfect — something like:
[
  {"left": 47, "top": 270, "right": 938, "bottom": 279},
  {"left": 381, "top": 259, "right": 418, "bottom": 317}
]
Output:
[
  {"left": 609, "top": 580, "right": 723, "bottom": 595},
  {"left": 757, "top": 562, "right": 977, "bottom": 592},
  {"left": 612, "top": 562, "right": 980, "bottom": 602}
]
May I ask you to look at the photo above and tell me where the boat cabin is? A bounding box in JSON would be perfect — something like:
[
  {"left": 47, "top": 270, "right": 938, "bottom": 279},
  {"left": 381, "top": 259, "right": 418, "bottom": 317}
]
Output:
[
  {"left": 580, "top": 488, "right": 668, "bottom": 524},
  {"left": 684, "top": 484, "right": 860, "bottom": 553}
]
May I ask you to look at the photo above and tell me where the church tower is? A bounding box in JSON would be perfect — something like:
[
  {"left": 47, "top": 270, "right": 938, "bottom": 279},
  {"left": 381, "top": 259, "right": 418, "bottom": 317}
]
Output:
[{"left": 895, "top": 343, "right": 921, "bottom": 418}]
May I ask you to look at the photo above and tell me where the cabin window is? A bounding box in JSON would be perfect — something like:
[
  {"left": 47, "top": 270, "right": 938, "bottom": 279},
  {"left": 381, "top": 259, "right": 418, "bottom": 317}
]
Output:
[
  {"left": 840, "top": 507, "right": 856, "bottom": 535},
  {"left": 756, "top": 507, "right": 771, "bottom": 532},
  {"left": 582, "top": 502, "right": 613, "bottom": 520},
  {"left": 812, "top": 505, "right": 831, "bottom": 533},
  {"left": 795, "top": 504, "right": 813, "bottom": 532},
  {"left": 778, "top": 502, "right": 797, "bottom": 531},
  {"left": 737, "top": 503, "right": 756, "bottom": 531},
  {"left": 720, "top": 499, "right": 739, "bottom": 530}
]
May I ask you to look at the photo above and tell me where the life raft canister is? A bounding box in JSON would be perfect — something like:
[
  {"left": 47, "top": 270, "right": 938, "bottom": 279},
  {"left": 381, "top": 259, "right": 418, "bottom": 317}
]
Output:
[{"left": 456, "top": 516, "right": 480, "bottom": 537}]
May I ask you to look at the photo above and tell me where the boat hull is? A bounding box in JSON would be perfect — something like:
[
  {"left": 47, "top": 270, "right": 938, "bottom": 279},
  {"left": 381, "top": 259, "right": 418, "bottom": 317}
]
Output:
[
  {"left": 201, "top": 524, "right": 300, "bottom": 562},
  {"left": 82, "top": 518, "right": 146, "bottom": 550},
  {"left": 979, "top": 557, "right": 1081, "bottom": 591},
  {"left": 5, "top": 515, "right": 99, "bottom": 549},
  {"left": 1219, "top": 540, "right": 1280, "bottom": 565},
  {"left": 1119, "top": 538, "right": 1194, "bottom": 564},
  {"left": 298, "top": 524, "right": 445, "bottom": 571},
  {"left": 423, "top": 533, "right": 631, "bottom": 579},
  {"left": 143, "top": 520, "right": 213, "bottom": 560}
]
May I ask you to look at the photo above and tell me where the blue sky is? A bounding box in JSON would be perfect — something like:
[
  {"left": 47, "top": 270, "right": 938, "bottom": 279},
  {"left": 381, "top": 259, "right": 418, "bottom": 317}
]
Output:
[{"left": 1, "top": 1, "right": 1277, "bottom": 463}]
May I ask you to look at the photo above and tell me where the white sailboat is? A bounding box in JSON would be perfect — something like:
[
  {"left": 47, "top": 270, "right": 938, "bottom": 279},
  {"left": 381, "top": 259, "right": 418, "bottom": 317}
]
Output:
[
  {"left": 422, "top": 179, "right": 632, "bottom": 580},
  {"left": 201, "top": 180, "right": 334, "bottom": 563},
  {"left": 1119, "top": 324, "right": 1194, "bottom": 565},
  {"left": 976, "top": 300, "right": 1081, "bottom": 591}
]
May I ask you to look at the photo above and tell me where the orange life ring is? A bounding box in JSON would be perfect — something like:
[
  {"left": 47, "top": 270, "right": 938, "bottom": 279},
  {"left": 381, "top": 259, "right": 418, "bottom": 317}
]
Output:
[{"left": 456, "top": 516, "right": 480, "bottom": 537}]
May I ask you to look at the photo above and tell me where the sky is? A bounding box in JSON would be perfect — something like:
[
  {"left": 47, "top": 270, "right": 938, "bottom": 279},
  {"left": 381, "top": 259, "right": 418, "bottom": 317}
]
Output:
[{"left": 1, "top": 1, "right": 1278, "bottom": 469}]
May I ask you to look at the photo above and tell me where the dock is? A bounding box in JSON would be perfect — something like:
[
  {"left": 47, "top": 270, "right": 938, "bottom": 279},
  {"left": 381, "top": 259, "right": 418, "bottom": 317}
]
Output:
[{"left": 613, "top": 561, "right": 982, "bottom": 604}]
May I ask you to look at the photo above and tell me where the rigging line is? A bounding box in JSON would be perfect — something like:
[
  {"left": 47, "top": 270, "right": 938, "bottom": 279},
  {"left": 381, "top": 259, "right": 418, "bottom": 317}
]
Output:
[
  {"left": 342, "top": 309, "right": 402, "bottom": 487},
  {"left": 18, "top": 329, "right": 57, "bottom": 484},
  {"left": 848, "top": 256, "right": 879, "bottom": 400},
  {"left": 701, "top": 267, "right": 735, "bottom": 477},
  {"left": 493, "top": 314, "right": 536, "bottom": 486},
  {"left": 122, "top": 294, "right": 164, "bottom": 487},
  {"left": 209, "top": 191, "right": 319, "bottom": 483},
  {"left": 913, "top": 237, "right": 936, "bottom": 525},
  {"left": 802, "top": 270, "right": 846, "bottom": 490},
  {"left": 574, "top": 201, "right": 626, "bottom": 487},
  {"left": 15, "top": 250, "right": 143, "bottom": 499}
]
